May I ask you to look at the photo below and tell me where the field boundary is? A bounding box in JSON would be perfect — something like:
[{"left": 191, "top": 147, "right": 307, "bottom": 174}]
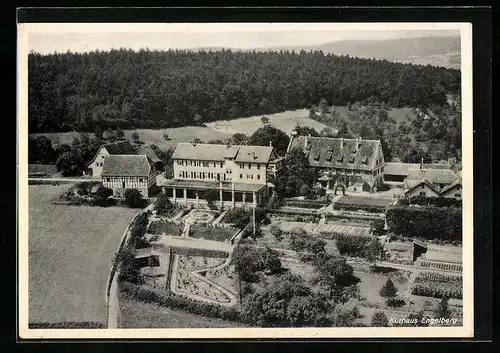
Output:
[{"left": 105, "top": 204, "right": 152, "bottom": 328}]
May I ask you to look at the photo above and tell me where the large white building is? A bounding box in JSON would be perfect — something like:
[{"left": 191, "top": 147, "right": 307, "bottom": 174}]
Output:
[{"left": 157, "top": 141, "right": 284, "bottom": 207}]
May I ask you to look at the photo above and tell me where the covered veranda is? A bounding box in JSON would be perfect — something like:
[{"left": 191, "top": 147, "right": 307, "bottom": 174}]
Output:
[{"left": 156, "top": 176, "right": 269, "bottom": 208}]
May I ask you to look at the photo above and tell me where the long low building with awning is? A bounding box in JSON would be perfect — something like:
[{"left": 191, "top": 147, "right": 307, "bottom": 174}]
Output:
[
  {"left": 156, "top": 175, "right": 269, "bottom": 207},
  {"left": 156, "top": 140, "right": 284, "bottom": 208}
]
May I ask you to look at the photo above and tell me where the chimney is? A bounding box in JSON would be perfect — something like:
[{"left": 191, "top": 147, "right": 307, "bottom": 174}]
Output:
[
  {"left": 269, "top": 140, "right": 272, "bottom": 147},
  {"left": 191, "top": 139, "right": 196, "bottom": 147},
  {"left": 421, "top": 158, "right": 424, "bottom": 169},
  {"left": 340, "top": 137, "right": 344, "bottom": 149},
  {"left": 226, "top": 140, "right": 231, "bottom": 148}
]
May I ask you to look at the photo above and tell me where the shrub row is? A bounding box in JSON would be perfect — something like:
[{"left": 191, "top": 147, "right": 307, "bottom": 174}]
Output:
[
  {"left": 119, "top": 280, "right": 241, "bottom": 323},
  {"left": 28, "top": 322, "right": 105, "bottom": 329},
  {"left": 332, "top": 203, "right": 387, "bottom": 213},
  {"left": 283, "top": 199, "right": 329, "bottom": 209},
  {"left": 411, "top": 273, "right": 462, "bottom": 299},
  {"left": 398, "top": 195, "right": 462, "bottom": 208},
  {"left": 386, "top": 206, "right": 462, "bottom": 241}
]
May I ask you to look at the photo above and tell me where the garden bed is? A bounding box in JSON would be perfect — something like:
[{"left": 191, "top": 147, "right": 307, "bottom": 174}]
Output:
[
  {"left": 188, "top": 224, "right": 238, "bottom": 242},
  {"left": 411, "top": 272, "right": 462, "bottom": 299},
  {"left": 147, "top": 220, "right": 183, "bottom": 236}
]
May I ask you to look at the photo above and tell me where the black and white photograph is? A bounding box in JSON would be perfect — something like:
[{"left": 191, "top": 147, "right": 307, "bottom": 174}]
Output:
[{"left": 17, "top": 20, "right": 474, "bottom": 339}]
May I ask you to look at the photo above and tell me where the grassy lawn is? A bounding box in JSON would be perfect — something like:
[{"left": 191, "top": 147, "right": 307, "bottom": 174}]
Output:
[
  {"left": 205, "top": 109, "right": 329, "bottom": 135},
  {"left": 118, "top": 297, "right": 240, "bottom": 328},
  {"left": 354, "top": 270, "right": 410, "bottom": 306},
  {"left": 28, "top": 184, "right": 140, "bottom": 325}
]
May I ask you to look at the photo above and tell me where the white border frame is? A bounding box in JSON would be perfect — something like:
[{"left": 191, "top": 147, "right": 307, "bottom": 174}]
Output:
[{"left": 17, "top": 22, "right": 473, "bottom": 339}]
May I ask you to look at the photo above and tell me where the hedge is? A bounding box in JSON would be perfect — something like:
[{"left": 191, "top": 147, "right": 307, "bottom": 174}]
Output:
[
  {"left": 332, "top": 203, "right": 387, "bottom": 213},
  {"left": 28, "top": 322, "right": 105, "bottom": 329},
  {"left": 386, "top": 206, "right": 462, "bottom": 242},
  {"left": 398, "top": 196, "right": 462, "bottom": 208},
  {"left": 283, "top": 199, "right": 329, "bottom": 210},
  {"left": 119, "top": 280, "right": 242, "bottom": 323}
]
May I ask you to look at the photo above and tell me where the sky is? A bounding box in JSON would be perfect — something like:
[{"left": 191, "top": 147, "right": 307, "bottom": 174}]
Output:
[{"left": 25, "top": 23, "right": 461, "bottom": 54}]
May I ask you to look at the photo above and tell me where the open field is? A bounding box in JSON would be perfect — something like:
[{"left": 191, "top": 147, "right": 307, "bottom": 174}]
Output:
[
  {"left": 28, "top": 184, "right": 139, "bottom": 325},
  {"left": 31, "top": 126, "right": 233, "bottom": 151},
  {"left": 118, "top": 297, "right": 239, "bottom": 328},
  {"left": 205, "top": 109, "right": 330, "bottom": 135}
]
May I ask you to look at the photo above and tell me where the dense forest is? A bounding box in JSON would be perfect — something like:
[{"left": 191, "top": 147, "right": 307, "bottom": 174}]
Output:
[{"left": 28, "top": 48, "right": 460, "bottom": 133}]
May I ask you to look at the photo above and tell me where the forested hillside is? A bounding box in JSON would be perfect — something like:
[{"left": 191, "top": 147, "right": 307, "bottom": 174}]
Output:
[{"left": 28, "top": 49, "right": 460, "bottom": 133}]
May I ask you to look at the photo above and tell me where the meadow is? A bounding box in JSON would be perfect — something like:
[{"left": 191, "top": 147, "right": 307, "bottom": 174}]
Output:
[
  {"left": 30, "top": 106, "right": 416, "bottom": 151},
  {"left": 205, "top": 108, "right": 330, "bottom": 135},
  {"left": 28, "top": 184, "right": 139, "bottom": 326}
]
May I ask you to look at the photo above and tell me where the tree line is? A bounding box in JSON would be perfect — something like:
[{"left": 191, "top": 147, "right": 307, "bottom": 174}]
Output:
[{"left": 29, "top": 48, "right": 460, "bottom": 133}]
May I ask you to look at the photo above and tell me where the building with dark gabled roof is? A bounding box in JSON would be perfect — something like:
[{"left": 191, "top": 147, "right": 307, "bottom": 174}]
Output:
[
  {"left": 286, "top": 132, "right": 385, "bottom": 192},
  {"left": 84, "top": 140, "right": 162, "bottom": 177},
  {"left": 101, "top": 155, "right": 160, "bottom": 198}
]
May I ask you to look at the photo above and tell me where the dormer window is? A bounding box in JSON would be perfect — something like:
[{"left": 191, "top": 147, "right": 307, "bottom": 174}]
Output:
[
  {"left": 337, "top": 156, "right": 343, "bottom": 163},
  {"left": 325, "top": 152, "right": 332, "bottom": 161},
  {"left": 362, "top": 156, "right": 369, "bottom": 164},
  {"left": 348, "top": 156, "right": 355, "bottom": 164},
  {"left": 313, "top": 152, "right": 320, "bottom": 161}
]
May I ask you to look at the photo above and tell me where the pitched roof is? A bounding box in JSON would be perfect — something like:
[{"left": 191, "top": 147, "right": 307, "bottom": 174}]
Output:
[
  {"left": 440, "top": 179, "right": 462, "bottom": 194},
  {"left": 102, "top": 140, "right": 138, "bottom": 155},
  {"left": 136, "top": 145, "right": 161, "bottom": 163},
  {"left": 287, "top": 135, "right": 381, "bottom": 171},
  {"left": 404, "top": 178, "right": 441, "bottom": 195},
  {"left": 172, "top": 143, "right": 274, "bottom": 164},
  {"left": 101, "top": 155, "right": 151, "bottom": 177},
  {"left": 405, "top": 168, "right": 460, "bottom": 186},
  {"left": 384, "top": 162, "right": 452, "bottom": 177}
]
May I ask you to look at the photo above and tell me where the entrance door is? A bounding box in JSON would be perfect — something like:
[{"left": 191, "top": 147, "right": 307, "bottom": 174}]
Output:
[{"left": 122, "top": 181, "right": 125, "bottom": 188}]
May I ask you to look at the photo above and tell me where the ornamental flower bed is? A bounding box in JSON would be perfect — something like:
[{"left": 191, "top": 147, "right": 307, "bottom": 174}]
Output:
[
  {"left": 174, "top": 256, "right": 232, "bottom": 304},
  {"left": 411, "top": 272, "right": 462, "bottom": 299}
]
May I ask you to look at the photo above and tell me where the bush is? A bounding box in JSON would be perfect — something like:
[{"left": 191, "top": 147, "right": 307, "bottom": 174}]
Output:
[
  {"left": 124, "top": 188, "right": 144, "bottom": 208},
  {"left": 300, "top": 184, "right": 310, "bottom": 197},
  {"left": 334, "top": 234, "right": 373, "bottom": 257},
  {"left": 371, "top": 311, "right": 390, "bottom": 327},
  {"left": 379, "top": 278, "right": 398, "bottom": 300},
  {"left": 289, "top": 230, "right": 326, "bottom": 256},
  {"left": 386, "top": 206, "right": 462, "bottom": 242},
  {"left": 131, "top": 131, "right": 139, "bottom": 140},
  {"left": 154, "top": 192, "right": 174, "bottom": 216},
  {"left": 362, "top": 182, "right": 371, "bottom": 192}
]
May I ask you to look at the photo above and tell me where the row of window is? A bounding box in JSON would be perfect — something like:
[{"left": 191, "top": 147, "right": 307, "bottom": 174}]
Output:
[
  {"left": 238, "top": 163, "right": 261, "bottom": 170},
  {"left": 175, "top": 159, "right": 263, "bottom": 170},
  {"left": 177, "top": 160, "right": 224, "bottom": 168},
  {"left": 178, "top": 171, "right": 261, "bottom": 181},
  {"left": 105, "top": 177, "right": 145, "bottom": 182}
]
